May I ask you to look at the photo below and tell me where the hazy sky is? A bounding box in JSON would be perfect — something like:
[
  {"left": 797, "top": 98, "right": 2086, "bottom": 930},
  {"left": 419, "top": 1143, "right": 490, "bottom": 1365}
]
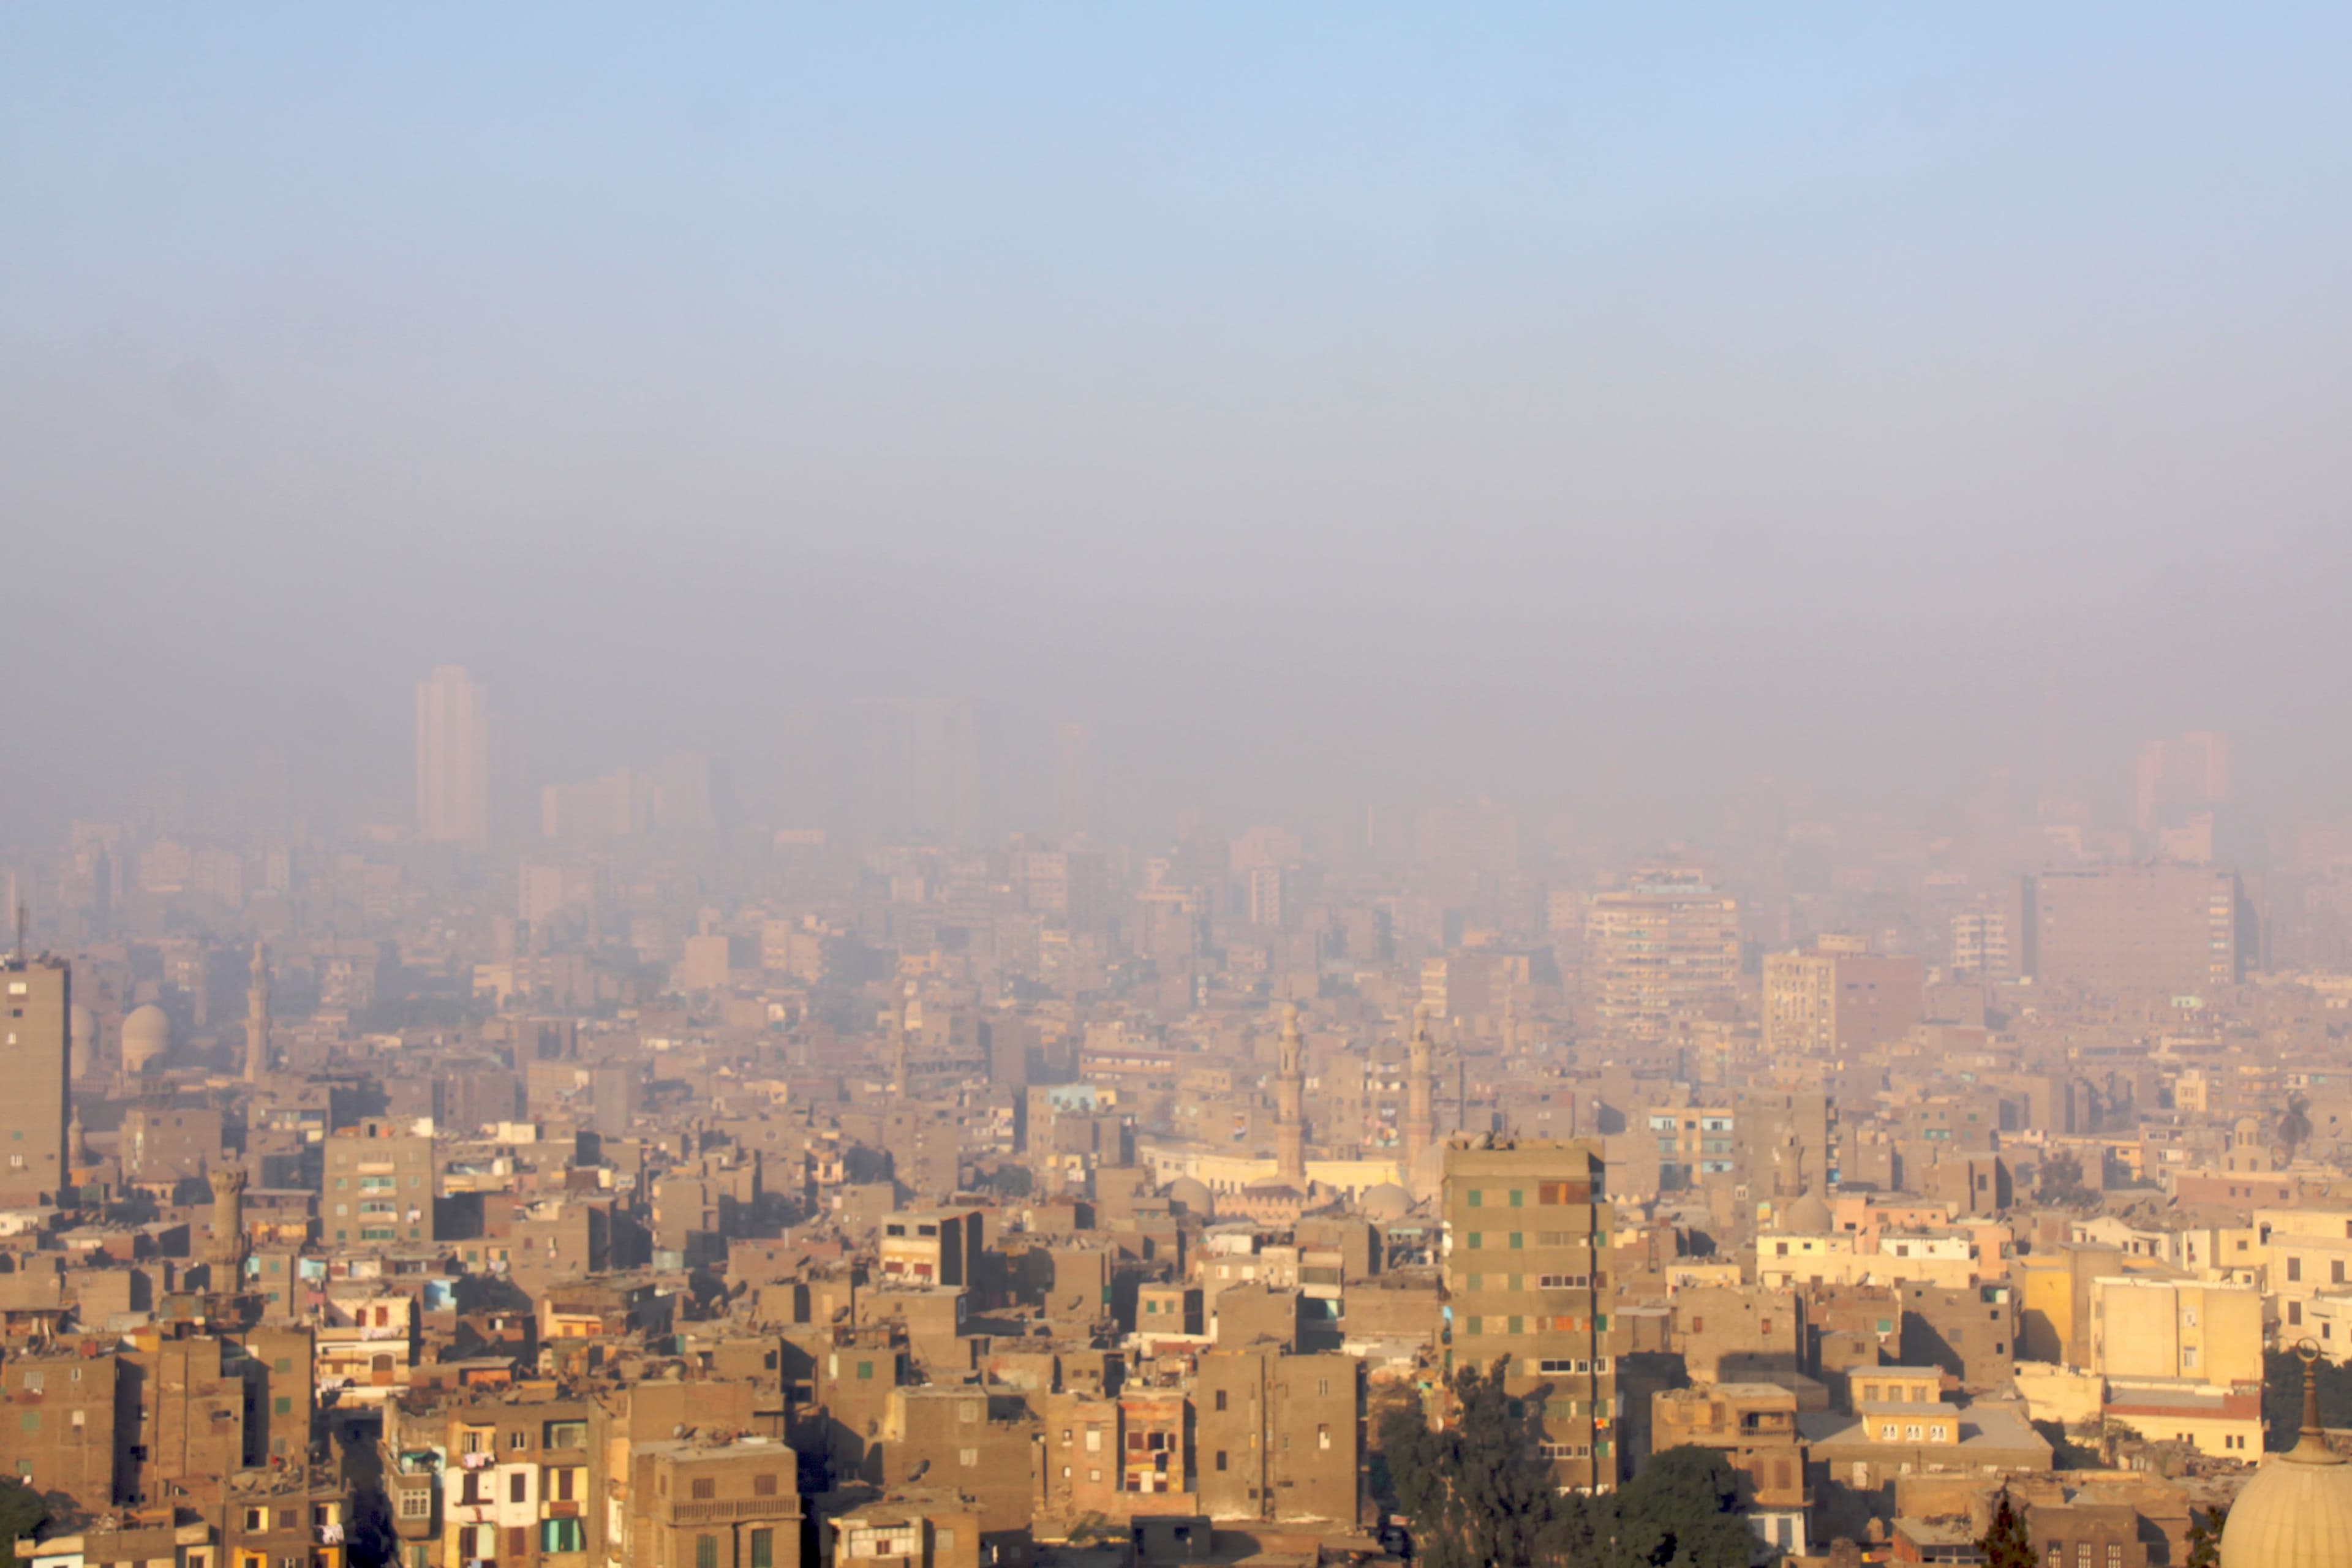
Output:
[{"left": 7, "top": 8, "right": 2352, "bottom": 836}]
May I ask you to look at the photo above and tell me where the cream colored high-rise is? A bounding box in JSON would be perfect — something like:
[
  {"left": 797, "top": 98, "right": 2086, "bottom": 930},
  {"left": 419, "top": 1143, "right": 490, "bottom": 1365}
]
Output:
[
  {"left": 415, "top": 665, "right": 491, "bottom": 851},
  {"left": 1581, "top": 870, "right": 1740, "bottom": 1042}
]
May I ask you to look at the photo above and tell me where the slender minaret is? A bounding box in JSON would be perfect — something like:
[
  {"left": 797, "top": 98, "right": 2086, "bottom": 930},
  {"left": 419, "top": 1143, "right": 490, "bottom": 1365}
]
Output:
[
  {"left": 1404, "top": 1003, "right": 1435, "bottom": 1172},
  {"left": 891, "top": 982, "right": 911, "bottom": 1097},
  {"left": 206, "top": 1166, "right": 250, "bottom": 1280},
  {"left": 1501, "top": 989, "right": 1520, "bottom": 1057},
  {"left": 243, "top": 940, "right": 270, "bottom": 1085},
  {"left": 1276, "top": 1002, "right": 1306, "bottom": 1185}
]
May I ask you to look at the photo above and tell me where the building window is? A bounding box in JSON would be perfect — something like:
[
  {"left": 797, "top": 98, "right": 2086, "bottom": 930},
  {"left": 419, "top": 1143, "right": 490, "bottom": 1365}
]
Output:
[
  {"left": 1214, "top": 1390, "right": 1227, "bottom": 1412},
  {"left": 754, "top": 1472, "right": 778, "bottom": 1497},
  {"left": 749, "top": 1530, "right": 773, "bottom": 1568},
  {"left": 510, "top": 1472, "right": 529, "bottom": 1504},
  {"left": 696, "top": 1537, "right": 718, "bottom": 1568},
  {"left": 540, "top": 1518, "right": 585, "bottom": 1554},
  {"left": 691, "top": 1477, "right": 716, "bottom": 1501},
  {"left": 1215, "top": 1451, "right": 1227, "bottom": 1471}
]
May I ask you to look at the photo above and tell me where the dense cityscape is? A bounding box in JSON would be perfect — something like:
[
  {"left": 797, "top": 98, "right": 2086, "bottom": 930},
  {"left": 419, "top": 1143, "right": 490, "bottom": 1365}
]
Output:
[
  {"left": 12, "top": 9, "right": 2352, "bottom": 1568},
  {"left": 0, "top": 695, "right": 2343, "bottom": 1566}
]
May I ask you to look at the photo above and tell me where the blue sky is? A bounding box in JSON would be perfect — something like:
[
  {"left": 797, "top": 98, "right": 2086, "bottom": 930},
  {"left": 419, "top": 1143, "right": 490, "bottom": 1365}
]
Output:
[{"left": 6, "top": 7, "right": 2351, "bottom": 827}]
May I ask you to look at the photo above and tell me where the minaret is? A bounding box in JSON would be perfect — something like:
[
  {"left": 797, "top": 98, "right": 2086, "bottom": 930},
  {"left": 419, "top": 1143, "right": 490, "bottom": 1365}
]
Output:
[
  {"left": 243, "top": 940, "right": 270, "bottom": 1085},
  {"left": 1275, "top": 1002, "right": 1306, "bottom": 1185},
  {"left": 1404, "top": 1003, "right": 1435, "bottom": 1171},
  {"left": 206, "top": 1166, "right": 250, "bottom": 1281},
  {"left": 1501, "top": 990, "right": 1520, "bottom": 1057},
  {"left": 891, "top": 983, "right": 911, "bottom": 1097}
]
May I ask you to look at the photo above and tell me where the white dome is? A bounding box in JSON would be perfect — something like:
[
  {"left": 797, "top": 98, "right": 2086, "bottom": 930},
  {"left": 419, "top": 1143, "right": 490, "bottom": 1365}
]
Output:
[
  {"left": 2225, "top": 1378, "right": 2352, "bottom": 1568},
  {"left": 122, "top": 1005, "right": 170, "bottom": 1074},
  {"left": 1359, "top": 1182, "right": 1414, "bottom": 1221}
]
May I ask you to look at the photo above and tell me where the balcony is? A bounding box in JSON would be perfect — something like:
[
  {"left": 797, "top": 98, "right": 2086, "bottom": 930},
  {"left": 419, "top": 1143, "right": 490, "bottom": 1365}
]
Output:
[{"left": 660, "top": 1498, "right": 799, "bottom": 1526}]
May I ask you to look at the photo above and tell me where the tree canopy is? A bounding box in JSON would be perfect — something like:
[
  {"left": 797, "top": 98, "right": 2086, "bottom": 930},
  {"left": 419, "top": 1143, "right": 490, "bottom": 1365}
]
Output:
[
  {"left": 1375, "top": 1358, "right": 1754, "bottom": 1568},
  {"left": 0, "top": 1479, "right": 46, "bottom": 1568}
]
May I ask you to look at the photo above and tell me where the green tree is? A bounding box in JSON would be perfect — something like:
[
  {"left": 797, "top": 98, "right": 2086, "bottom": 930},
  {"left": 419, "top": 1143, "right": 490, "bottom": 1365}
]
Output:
[
  {"left": 1609, "top": 1446, "right": 1754, "bottom": 1568},
  {"left": 0, "top": 1478, "right": 46, "bottom": 1567},
  {"left": 2263, "top": 1347, "right": 2352, "bottom": 1447},
  {"left": 2185, "top": 1503, "right": 2228, "bottom": 1568},
  {"left": 2282, "top": 1092, "right": 2315, "bottom": 1163},
  {"left": 1978, "top": 1488, "right": 2037, "bottom": 1568},
  {"left": 1376, "top": 1359, "right": 1569, "bottom": 1568}
]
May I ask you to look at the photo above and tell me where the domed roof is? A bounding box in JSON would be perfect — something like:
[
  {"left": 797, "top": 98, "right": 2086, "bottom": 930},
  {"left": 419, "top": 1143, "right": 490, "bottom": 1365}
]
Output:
[
  {"left": 1779, "top": 1191, "right": 1834, "bottom": 1233},
  {"left": 1359, "top": 1182, "right": 1414, "bottom": 1221},
  {"left": 1164, "top": 1177, "right": 1214, "bottom": 1218},
  {"left": 2225, "top": 1357, "right": 2352, "bottom": 1568},
  {"left": 122, "top": 1004, "right": 170, "bottom": 1072}
]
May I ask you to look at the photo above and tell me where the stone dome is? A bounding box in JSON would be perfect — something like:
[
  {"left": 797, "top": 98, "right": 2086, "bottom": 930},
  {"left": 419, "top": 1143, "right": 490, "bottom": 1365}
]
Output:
[
  {"left": 121, "top": 1004, "right": 170, "bottom": 1074},
  {"left": 68, "top": 1004, "right": 96, "bottom": 1080},
  {"left": 1359, "top": 1182, "right": 1414, "bottom": 1221},
  {"left": 1164, "top": 1177, "right": 1215, "bottom": 1218},
  {"left": 2224, "top": 1359, "right": 2352, "bottom": 1568},
  {"left": 1779, "top": 1191, "right": 1834, "bottom": 1233}
]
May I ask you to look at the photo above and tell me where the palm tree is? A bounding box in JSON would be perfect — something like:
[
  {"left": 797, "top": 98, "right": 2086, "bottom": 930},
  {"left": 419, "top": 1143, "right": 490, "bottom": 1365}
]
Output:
[{"left": 2282, "top": 1092, "right": 2315, "bottom": 1164}]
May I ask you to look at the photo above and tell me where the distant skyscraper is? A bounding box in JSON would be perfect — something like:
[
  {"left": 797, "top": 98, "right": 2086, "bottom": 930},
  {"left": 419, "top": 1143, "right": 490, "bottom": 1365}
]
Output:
[
  {"left": 415, "top": 665, "right": 491, "bottom": 851},
  {"left": 2030, "top": 864, "right": 2245, "bottom": 1000},
  {"left": 2134, "top": 731, "right": 2231, "bottom": 833},
  {"left": 1052, "top": 722, "right": 1099, "bottom": 842}
]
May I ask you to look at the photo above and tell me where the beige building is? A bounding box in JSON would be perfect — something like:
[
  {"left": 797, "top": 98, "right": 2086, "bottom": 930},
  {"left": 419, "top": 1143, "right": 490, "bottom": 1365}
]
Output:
[
  {"left": 1442, "top": 1138, "right": 1619, "bottom": 1492},
  {"left": 2258, "top": 1208, "right": 2352, "bottom": 1343},
  {"left": 2089, "top": 1275, "right": 2261, "bottom": 1388},
  {"left": 1582, "top": 872, "right": 1740, "bottom": 1042},
  {"left": 0, "top": 956, "right": 71, "bottom": 1208},
  {"left": 1760, "top": 940, "right": 1924, "bottom": 1057},
  {"left": 2030, "top": 864, "right": 2243, "bottom": 1000}
]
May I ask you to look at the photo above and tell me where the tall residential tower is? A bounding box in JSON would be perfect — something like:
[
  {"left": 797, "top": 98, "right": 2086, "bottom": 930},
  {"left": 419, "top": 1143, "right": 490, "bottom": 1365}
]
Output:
[
  {"left": 0, "top": 956, "right": 71, "bottom": 1207},
  {"left": 415, "top": 665, "right": 491, "bottom": 852}
]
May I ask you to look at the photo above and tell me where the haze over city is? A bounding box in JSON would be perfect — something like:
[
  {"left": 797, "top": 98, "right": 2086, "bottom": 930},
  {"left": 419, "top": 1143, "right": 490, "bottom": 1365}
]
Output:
[
  {"left": 9, "top": 9, "right": 2352, "bottom": 841},
  {"left": 7, "top": 10, "right": 2352, "bottom": 1568}
]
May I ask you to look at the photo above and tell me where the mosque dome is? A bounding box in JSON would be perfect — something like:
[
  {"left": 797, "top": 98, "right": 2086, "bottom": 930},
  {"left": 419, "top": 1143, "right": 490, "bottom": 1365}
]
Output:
[
  {"left": 1779, "top": 1191, "right": 1834, "bottom": 1234},
  {"left": 68, "top": 1004, "right": 96, "bottom": 1080},
  {"left": 1164, "top": 1177, "right": 1215, "bottom": 1218},
  {"left": 2223, "top": 1354, "right": 2352, "bottom": 1568},
  {"left": 1359, "top": 1183, "right": 1414, "bottom": 1221},
  {"left": 121, "top": 1005, "right": 170, "bottom": 1074}
]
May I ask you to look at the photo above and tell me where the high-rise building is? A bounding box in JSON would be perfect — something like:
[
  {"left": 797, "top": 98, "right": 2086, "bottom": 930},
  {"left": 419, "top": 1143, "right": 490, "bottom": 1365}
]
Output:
[
  {"left": 1582, "top": 870, "right": 1741, "bottom": 1041},
  {"left": 1442, "top": 1137, "right": 1619, "bottom": 1493},
  {"left": 0, "top": 955, "right": 71, "bottom": 1207},
  {"left": 1760, "top": 938, "right": 1924, "bottom": 1057},
  {"left": 2134, "top": 731, "right": 2231, "bottom": 833},
  {"left": 415, "top": 665, "right": 491, "bottom": 851},
  {"left": 1052, "top": 722, "right": 1099, "bottom": 842},
  {"left": 322, "top": 1118, "right": 437, "bottom": 1249},
  {"left": 1950, "top": 897, "right": 2019, "bottom": 983},
  {"left": 2030, "top": 865, "right": 2246, "bottom": 999}
]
